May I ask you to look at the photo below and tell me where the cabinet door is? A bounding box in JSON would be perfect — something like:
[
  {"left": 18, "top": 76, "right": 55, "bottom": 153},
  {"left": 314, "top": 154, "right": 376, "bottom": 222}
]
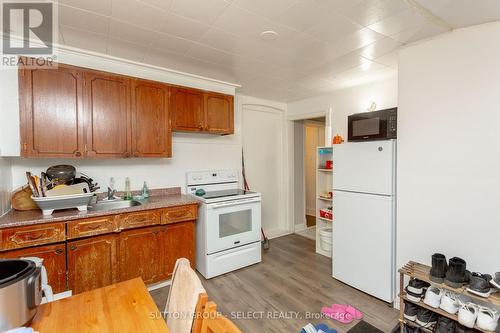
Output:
[
  {"left": 170, "top": 87, "right": 204, "bottom": 132},
  {"left": 204, "top": 93, "right": 234, "bottom": 134},
  {"left": 0, "top": 243, "right": 67, "bottom": 294},
  {"left": 165, "top": 222, "right": 195, "bottom": 277},
  {"left": 119, "top": 226, "right": 166, "bottom": 284},
  {"left": 19, "top": 64, "right": 84, "bottom": 157},
  {"left": 67, "top": 234, "right": 118, "bottom": 294},
  {"left": 84, "top": 71, "right": 131, "bottom": 158},
  {"left": 131, "top": 80, "right": 171, "bottom": 157}
]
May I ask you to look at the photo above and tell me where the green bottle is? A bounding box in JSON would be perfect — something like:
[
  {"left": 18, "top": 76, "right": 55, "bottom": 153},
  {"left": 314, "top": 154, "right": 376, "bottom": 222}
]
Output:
[{"left": 124, "top": 177, "right": 132, "bottom": 200}]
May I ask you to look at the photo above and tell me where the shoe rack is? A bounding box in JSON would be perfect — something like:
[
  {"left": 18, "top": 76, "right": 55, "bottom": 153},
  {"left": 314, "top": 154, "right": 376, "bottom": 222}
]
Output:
[{"left": 398, "top": 261, "right": 500, "bottom": 333}]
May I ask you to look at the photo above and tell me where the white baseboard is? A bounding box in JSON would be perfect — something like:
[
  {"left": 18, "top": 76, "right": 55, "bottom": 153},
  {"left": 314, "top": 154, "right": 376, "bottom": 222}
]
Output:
[
  {"left": 294, "top": 223, "right": 307, "bottom": 232},
  {"left": 147, "top": 279, "right": 172, "bottom": 291},
  {"left": 265, "top": 228, "right": 293, "bottom": 240}
]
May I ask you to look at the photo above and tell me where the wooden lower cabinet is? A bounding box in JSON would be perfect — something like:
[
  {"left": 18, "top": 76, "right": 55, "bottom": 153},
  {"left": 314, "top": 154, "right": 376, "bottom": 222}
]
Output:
[
  {"left": 165, "top": 222, "right": 195, "bottom": 274},
  {"left": 67, "top": 234, "right": 119, "bottom": 294},
  {"left": 119, "top": 225, "right": 167, "bottom": 284},
  {"left": 0, "top": 243, "right": 67, "bottom": 294}
]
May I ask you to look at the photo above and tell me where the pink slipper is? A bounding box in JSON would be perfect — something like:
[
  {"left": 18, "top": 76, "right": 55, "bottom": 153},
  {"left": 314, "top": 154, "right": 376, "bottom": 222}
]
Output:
[
  {"left": 321, "top": 306, "right": 354, "bottom": 324},
  {"left": 330, "top": 304, "right": 363, "bottom": 320}
]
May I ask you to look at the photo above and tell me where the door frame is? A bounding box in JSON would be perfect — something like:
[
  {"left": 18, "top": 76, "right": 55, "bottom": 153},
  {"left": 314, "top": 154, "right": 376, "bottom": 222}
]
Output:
[
  {"left": 287, "top": 108, "right": 333, "bottom": 233},
  {"left": 241, "top": 103, "right": 288, "bottom": 239}
]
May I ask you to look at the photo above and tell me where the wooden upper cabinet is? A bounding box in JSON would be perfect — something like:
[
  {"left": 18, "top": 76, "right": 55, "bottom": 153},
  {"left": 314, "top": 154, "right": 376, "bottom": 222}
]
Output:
[
  {"left": 67, "top": 234, "right": 119, "bottom": 294},
  {"left": 19, "top": 65, "right": 85, "bottom": 158},
  {"left": 204, "top": 92, "right": 234, "bottom": 135},
  {"left": 170, "top": 87, "right": 204, "bottom": 132},
  {"left": 84, "top": 71, "right": 131, "bottom": 158},
  {"left": 131, "top": 80, "right": 171, "bottom": 157}
]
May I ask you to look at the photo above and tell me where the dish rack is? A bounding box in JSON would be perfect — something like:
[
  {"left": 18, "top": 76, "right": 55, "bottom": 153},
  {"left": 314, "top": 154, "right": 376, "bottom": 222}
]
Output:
[{"left": 32, "top": 193, "right": 94, "bottom": 216}]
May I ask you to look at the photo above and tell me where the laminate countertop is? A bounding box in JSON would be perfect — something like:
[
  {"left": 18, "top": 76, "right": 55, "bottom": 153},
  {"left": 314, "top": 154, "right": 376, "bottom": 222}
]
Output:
[{"left": 0, "top": 189, "right": 200, "bottom": 229}]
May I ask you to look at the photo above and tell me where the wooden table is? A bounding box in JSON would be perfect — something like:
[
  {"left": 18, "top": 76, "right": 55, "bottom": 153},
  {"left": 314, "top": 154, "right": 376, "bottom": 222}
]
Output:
[{"left": 31, "top": 278, "right": 170, "bottom": 332}]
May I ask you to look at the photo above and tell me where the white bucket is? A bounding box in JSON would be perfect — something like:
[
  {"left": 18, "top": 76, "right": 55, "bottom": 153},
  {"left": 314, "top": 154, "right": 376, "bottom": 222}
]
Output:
[{"left": 319, "top": 227, "right": 332, "bottom": 252}]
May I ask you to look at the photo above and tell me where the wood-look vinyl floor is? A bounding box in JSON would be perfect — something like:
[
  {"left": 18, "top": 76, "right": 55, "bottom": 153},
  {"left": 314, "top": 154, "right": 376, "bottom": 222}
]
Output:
[{"left": 150, "top": 234, "right": 399, "bottom": 333}]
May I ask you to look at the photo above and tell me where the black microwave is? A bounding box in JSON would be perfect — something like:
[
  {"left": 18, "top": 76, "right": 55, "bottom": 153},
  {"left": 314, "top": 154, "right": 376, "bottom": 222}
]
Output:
[{"left": 348, "top": 108, "right": 397, "bottom": 142}]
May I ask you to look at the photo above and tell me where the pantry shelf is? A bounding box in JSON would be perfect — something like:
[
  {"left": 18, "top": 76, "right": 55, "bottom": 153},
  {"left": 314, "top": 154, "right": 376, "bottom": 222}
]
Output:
[{"left": 316, "top": 146, "right": 333, "bottom": 259}]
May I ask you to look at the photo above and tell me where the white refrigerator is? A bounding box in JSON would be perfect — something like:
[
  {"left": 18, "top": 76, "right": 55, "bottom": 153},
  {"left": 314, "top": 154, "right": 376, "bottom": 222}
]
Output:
[{"left": 332, "top": 140, "right": 396, "bottom": 303}]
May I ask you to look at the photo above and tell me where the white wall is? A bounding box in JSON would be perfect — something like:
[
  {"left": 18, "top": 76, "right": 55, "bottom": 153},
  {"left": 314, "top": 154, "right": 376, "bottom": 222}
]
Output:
[
  {"left": 287, "top": 77, "right": 398, "bottom": 139},
  {"left": 398, "top": 22, "right": 500, "bottom": 275},
  {"left": 0, "top": 157, "right": 12, "bottom": 216}
]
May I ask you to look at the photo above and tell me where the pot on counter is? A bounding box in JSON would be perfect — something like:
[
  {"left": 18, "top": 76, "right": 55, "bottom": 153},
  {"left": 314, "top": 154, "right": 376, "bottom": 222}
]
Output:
[{"left": 0, "top": 259, "right": 42, "bottom": 331}]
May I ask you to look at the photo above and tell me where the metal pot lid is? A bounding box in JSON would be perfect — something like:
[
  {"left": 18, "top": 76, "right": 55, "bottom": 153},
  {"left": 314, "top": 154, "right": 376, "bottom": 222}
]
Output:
[{"left": 0, "top": 259, "right": 36, "bottom": 286}]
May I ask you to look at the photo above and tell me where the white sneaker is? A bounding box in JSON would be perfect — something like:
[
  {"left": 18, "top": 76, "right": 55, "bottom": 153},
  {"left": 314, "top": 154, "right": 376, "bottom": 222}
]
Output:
[
  {"left": 458, "top": 302, "right": 479, "bottom": 329},
  {"left": 439, "top": 290, "right": 460, "bottom": 314},
  {"left": 477, "top": 306, "right": 499, "bottom": 332},
  {"left": 423, "top": 286, "right": 442, "bottom": 308}
]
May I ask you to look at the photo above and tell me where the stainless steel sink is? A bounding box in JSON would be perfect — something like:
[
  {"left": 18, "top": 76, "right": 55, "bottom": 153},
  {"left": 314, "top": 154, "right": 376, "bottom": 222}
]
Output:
[{"left": 88, "top": 200, "right": 142, "bottom": 211}]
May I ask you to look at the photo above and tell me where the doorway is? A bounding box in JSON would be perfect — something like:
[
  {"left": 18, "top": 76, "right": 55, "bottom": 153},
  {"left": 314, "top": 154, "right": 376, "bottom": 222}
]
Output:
[{"left": 294, "top": 117, "right": 326, "bottom": 241}]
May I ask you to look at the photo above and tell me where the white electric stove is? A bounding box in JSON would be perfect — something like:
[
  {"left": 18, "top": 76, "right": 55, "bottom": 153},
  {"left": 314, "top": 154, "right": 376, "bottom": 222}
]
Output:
[{"left": 186, "top": 170, "right": 262, "bottom": 279}]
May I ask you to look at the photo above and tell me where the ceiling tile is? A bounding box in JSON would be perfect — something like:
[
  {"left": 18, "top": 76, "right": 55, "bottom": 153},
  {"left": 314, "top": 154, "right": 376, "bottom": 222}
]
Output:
[
  {"left": 56, "top": 0, "right": 112, "bottom": 16},
  {"left": 414, "top": 0, "right": 500, "bottom": 29},
  {"left": 273, "top": 0, "right": 328, "bottom": 32},
  {"left": 60, "top": 25, "right": 108, "bottom": 53},
  {"left": 213, "top": 5, "right": 270, "bottom": 38},
  {"left": 307, "top": 53, "right": 369, "bottom": 79},
  {"left": 232, "top": 0, "right": 299, "bottom": 18},
  {"left": 108, "top": 19, "right": 156, "bottom": 47},
  {"left": 111, "top": 0, "right": 166, "bottom": 31},
  {"left": 331, "top": 0, "right": 409, "bottom": 27},
  {"left": 367, "top": 8, "right": 427, "bottom": 36},
  {"left": 373, "top": 51, "right": 398, "bottom": 68},
  {"left": 357, "top": 37, "right": 401, "bottom": 60},
  {"left": 170, "top": 0, "right": 231, "bottom": 25},
  {"left": 159, "top": 12, "right": 211, "bottom": 40},
  {"left": 305, "top": 12, "right": 363, "bottom": 44},
  {"left": 137, "top": 0, "right": 173, "bottom": 12},
  {"left": 327, "top": 27, "right": 386, "bottom": 57},
  {"left": 185, "top": 43, "right": 235, "bottom": 65},
  {"left": 149, "top": 32, "right": 197, "bottom": 55},
  {"left": 391, "top": 22, "right": 449, "bottom": 44},
  {"left": 59, "top": 5, "right": 109, "bottom": 35},
  {"left": 107, "top": 38, "right": 148, "bottom": 62}
]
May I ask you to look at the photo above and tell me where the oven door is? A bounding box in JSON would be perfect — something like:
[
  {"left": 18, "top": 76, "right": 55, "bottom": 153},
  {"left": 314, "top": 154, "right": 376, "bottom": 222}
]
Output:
[{"left": 205, "top": 197, "right": 261, "bottom": 254}]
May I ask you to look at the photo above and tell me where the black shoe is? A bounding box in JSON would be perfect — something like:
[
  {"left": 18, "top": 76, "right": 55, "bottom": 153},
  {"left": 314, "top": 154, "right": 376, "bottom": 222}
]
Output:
[
  {"left": 455, "top": 323, "right": 478, "bottom": 333},
  {"left": 435, "top": 316, "right": 455, "bottom": 333},
  {"left": 403, "top": 324, "right": 420, "bottom": 333},
  {"left": 415, "top": 308, "right": 438, "bottom": 328},
  {"left": 405, "top": 286, "right": 423, "bottom": 302},
  {"left": 407, "top": 278, "right": 430, "bottom": 294},
  {"left": 404, "top": 301, "right": 420, "bottom": 321},
  {"left": 444, "top": 257, "right": 469, "bottom": 288},
  {"left": 430, "top": 253, "right": 448, "bottom": 283},
  {"left": 467, "top": 272, "right": 493, "bottom": 297}
]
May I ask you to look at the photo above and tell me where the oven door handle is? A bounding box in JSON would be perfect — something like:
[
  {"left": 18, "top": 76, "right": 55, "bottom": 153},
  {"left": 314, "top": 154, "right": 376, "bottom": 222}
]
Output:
[{"left": 209, "top": 198, "right": 261, "bottom": 209}]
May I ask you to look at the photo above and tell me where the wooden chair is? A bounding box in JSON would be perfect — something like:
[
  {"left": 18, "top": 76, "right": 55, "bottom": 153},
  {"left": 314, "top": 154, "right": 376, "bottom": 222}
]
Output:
[{"left": 199, "top": 301, "right": 242, "bottom": 333}]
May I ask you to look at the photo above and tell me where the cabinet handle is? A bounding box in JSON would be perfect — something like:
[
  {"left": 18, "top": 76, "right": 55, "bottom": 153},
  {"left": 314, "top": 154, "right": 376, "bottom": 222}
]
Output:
[
  {"left": 86, "top": 224, "right": 102, "bottom": 230},
  {"left": 198, "top": 124, "right": 203, "bottom": 130},
  {"left": 75, "top": 151, "right": 82, "bottom": 157},
  {"left": 124, "top": 152, "right": 130, "bottom": 158},
  {"left": 170, "top": 210, "right": 188, "bottom": 218},
  {"left": 55, "top": 248, "right": 63, "bottom": 255},
  {"left": 26, "top": 233, "right": 44, "bottom": 240},
  {"left": 70, "top": 245, "right": 77, "bottom": 251}
]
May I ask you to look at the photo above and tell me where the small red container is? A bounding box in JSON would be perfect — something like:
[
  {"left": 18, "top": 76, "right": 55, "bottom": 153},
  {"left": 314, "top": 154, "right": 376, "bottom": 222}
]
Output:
[{"left": 325, "top": 160, "right": 333, "bottom": 169}]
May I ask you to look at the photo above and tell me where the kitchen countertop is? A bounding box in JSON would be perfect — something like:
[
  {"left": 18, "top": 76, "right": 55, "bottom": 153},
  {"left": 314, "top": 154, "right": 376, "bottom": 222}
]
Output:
[{"left": 0, "top": 188, "right": 200, "bottom": 229}]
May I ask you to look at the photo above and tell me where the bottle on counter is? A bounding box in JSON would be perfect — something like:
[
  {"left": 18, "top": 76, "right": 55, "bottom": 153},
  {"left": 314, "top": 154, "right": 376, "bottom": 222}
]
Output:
[
  {"left": 142, "top": 181, "right": 150, "bottom": 199},
  {"left": 123, "top": 177, "right": 132, "bottom": 200}
]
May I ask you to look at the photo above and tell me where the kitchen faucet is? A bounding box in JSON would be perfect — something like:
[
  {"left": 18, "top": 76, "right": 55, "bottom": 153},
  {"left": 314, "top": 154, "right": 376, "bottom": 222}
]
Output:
[{"left": 107, "top": 187, "right": 117, "bottom": 200}]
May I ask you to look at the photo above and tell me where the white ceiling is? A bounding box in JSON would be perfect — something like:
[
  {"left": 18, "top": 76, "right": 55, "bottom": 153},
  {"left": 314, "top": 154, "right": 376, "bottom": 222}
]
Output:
[{"left": 52, "top": 0, "right": 500, "bottom": 101}]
